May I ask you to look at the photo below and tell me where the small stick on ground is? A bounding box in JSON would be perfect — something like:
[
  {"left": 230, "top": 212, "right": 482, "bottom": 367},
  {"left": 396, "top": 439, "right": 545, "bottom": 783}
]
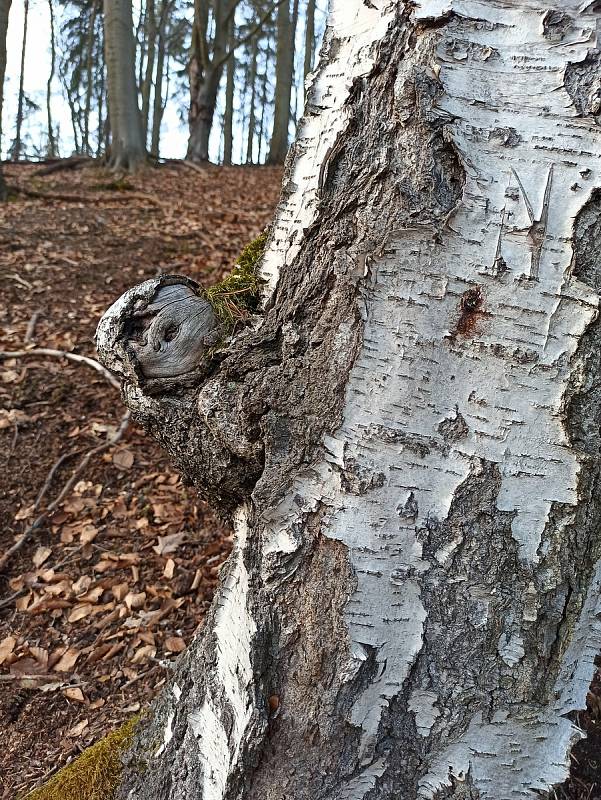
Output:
[
  {"left": 0, "top": 348, "right": 121, "bottom": 390},
  {"left": 24, "top": 310, "right": 41, "bottom": 343}
]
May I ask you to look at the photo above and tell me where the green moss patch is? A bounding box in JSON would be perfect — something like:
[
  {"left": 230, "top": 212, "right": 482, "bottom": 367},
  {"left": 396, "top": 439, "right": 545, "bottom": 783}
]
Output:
[
  {"left": 23, "top": 716, "right": 140, "bottom": 800},
  {"left": 204, "top": 230, "right": 267, "bottom": 327}
]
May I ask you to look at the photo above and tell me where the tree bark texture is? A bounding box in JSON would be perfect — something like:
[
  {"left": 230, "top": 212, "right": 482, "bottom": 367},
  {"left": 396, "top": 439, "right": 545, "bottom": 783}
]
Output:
[
  {"left": 104, "top": 0, "right": 146, "bottom": 170},
  {"left": 98, "top": 2, "right": 601, "bottom": 799}
]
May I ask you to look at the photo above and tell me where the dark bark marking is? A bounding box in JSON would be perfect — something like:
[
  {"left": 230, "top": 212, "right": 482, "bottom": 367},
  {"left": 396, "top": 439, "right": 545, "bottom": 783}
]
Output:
[
  {"left": 565, "top": 49, "right": 601, "bottom": 120},
  {"left": 452, "top": 285, "right": 486, "bottom": 337}
]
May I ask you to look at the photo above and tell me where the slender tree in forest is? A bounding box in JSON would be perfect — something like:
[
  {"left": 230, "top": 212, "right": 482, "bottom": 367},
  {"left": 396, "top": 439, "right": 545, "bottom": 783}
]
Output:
[
  {"left": 83, "top": 0, "right": 98, "bottom": 154},
  {"left": 104, "top": 0, "right": 146, "bottom": 169},
  {"left": 303, "top": 0, "right": 314, "bottom": 83},
  {"left": 149, "top": 0, "right": 166, "bottom": 158},
  {"left": 245, "top": 33, "right": 258, "bottom": 163},
  {"left": 0, "top": 0, "right": 10, "bottom": 198},
  {"left": 266, "top": 0, "right": 296, "bottom": 164},
  {"left": 222, "top": 13, "right": 236, "bottom": 166},
  {"left": 188, "top": 0, "right": 280, "bottom": 163},
  {"left": 13, "top": 0, "right": 29, "bottom": 161},
  {"left": 93, "top": 2, "right": 601, "bottom": 798},
  {"left": 140, "top": 0, "right": 156, "bottom": 144},
  {"left": 46, "top": 0, "right": 57, "bottom": 156}
]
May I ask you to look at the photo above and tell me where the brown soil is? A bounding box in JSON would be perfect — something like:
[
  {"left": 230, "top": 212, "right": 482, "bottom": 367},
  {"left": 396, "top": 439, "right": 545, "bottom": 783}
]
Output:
[{"left": 0, "top": 161, "right": 281, "bottom": 799}]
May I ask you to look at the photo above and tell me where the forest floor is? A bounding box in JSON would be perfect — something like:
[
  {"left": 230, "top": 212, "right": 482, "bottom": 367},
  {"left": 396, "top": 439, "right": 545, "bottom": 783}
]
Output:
[
  {"left": 0, "top": 161, "right": 281, "bottom": 799},
  {"left": 0, "top": 160, "right": 600, "bottom": 800}
]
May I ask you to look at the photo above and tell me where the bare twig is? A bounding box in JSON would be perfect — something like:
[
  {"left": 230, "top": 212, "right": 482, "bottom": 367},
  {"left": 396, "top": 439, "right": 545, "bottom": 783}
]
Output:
[
  {"left": 0, "top": 348, "right": 121, "bottom": 390},
  {"left": 0, "top": 411, "right": 130, "bottom": 574},
  {"left": 24, "top": 310, "right": 41, "bottom": 343}
]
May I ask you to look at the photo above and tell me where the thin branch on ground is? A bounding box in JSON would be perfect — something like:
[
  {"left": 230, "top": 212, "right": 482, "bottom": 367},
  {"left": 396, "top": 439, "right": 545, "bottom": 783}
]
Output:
[
  {"left": 0, "top": 348, "right": 121, "bottom": 390},
  {"left": 11, "top": 185, "right": 165, "bottom": 211},
  {"left": 0, "top": 411, "right": 130, "bottom": 575},
  {"left": 24, "top": 310, "right": 41, "bottom": 343}
]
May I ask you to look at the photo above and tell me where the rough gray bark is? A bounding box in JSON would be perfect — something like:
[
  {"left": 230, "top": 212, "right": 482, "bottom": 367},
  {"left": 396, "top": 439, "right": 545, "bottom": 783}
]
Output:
[
  {"left": 0, "top": 0, "right": 10, "bottom": 198},
  {"left": 104, "top": 0, "right": 146, "bottom": 170},
  {"left": 97, "top": 3, "right": 601, "bottom": 799}
]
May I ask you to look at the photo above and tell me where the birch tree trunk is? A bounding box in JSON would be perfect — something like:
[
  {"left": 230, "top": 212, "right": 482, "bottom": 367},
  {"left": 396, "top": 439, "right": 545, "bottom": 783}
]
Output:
[
  {"left": 104, "top": 0, "right": 146, "bottom": 170},
  {"left": 97, "top": 2, "right": 601, "bottom": 798}
]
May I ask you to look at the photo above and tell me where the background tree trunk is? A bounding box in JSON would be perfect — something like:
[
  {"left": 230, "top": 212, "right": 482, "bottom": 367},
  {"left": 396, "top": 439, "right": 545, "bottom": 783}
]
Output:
[
  {"left": 0, "top": 0, "right": 10, "bottom": 198},
  {"left": 149, "top": 0, "right": 168, "bottom": 160},
  {"left": 303, "top": 0, "right": 314, "bottom": 84},
  {"left": 140, "top": 0, "right": 157, "bottom": 145},
  {"left": 104, "top": 0, "right": 146, "bottom": 170},
  {"left": 266, "top": 0, "right": 294, "bottom": 164},
  {"left": 223, "top": 15, "right": 236, "bottom": 166},
  {"left": 13, "top": 0, "right": 28, "bottom": 161},
  {"left": 245, "top": 32, "right": 258, "bottom": 163},
  {"left": 46, "top": 0, "right": 57, "bottom": 157},
  {"left": 97, "top": 2, "right": 601, "bottom": 799}
]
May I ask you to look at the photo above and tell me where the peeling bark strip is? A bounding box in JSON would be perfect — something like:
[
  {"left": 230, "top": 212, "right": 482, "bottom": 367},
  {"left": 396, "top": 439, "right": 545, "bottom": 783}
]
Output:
[{"left": 96, "top": 2, "right": 601, "bottom": 800}]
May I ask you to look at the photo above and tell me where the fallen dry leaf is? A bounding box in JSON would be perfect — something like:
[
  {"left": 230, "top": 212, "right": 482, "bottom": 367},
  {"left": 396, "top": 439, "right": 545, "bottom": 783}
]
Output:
[
  {"left": 113, "top": 448, "right": 134, "bottom": 470},
  {"left": 131, "top": 644, "right": 156, "bottom": 663},
  {"left": 163, "top": 558, "right": 176, "bottom": 579},
  {"left": 53, "top": 647, "right": 81, "bottom": 673},
  {"left": 67, "top": 718, "right": 89, "bottom": 737},
  {"left": 33, "top": 546, "right": 52, "bottom": 567},
  {"left": 165, "top": 636, "right": 186, "bottom": 653},
  {"left": 153, "top": 532, "right": 185, "bottom": 556},
  {"left": 124, "top": 591, "right": 146, "bottom": 610},
  {"left": 68, "top": 603, "right": 94, "bottom": 623},
  {"left": 63, "top": 687, "right": 85, "bottom": 703},
  {"left": 0, "top": 635, "right": 16, "bottom": 664},
  {"left": 15, "top": 504, "right": 35, "bottom": 521}
]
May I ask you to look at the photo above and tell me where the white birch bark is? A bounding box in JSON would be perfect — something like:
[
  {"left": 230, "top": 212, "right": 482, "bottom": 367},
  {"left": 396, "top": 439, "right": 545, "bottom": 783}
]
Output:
[{"left": 97, "top": 2, "right": 601, "bottom": 798}]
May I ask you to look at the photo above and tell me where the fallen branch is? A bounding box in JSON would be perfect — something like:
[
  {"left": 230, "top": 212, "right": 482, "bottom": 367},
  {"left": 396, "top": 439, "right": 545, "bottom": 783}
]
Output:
[
  {"left": 0, "top": 348, "right": 121, "bottom": 390},
  {"left": 0, "top": 411, "right": 130, "bottom": 574},
  {"left": 11, "top": 185, "right": 165, "bottom": 211},
  {"left": 33, "top": 156, "right": 94, "bottom": 177}
]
